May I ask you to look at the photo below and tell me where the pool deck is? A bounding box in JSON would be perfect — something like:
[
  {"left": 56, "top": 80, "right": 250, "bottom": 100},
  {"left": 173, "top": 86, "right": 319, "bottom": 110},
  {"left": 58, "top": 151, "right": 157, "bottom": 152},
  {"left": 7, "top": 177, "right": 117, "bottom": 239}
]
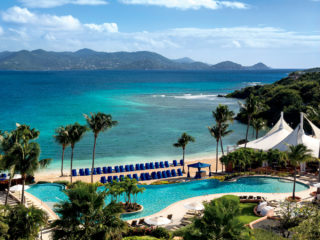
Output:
[{"left": 127, "top": 174, "right": 317, "bottom": 229}]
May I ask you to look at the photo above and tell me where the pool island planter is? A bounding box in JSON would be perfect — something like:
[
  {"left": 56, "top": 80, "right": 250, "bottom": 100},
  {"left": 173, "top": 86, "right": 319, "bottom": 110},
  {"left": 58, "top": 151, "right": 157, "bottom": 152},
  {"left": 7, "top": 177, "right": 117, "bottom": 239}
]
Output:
[
  {"left": 121, "top": 204, "right": 144, "bottom": 216},
  {"left": 286, "top": 196, "right": 302, "bottom": 202}
]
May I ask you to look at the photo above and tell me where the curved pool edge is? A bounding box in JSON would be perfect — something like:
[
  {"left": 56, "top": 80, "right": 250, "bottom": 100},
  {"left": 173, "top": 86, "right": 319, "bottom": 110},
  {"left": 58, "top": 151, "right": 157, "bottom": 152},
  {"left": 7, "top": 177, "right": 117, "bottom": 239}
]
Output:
[{"left": 127, "top": 175, "right": 314, "bottom": 222}]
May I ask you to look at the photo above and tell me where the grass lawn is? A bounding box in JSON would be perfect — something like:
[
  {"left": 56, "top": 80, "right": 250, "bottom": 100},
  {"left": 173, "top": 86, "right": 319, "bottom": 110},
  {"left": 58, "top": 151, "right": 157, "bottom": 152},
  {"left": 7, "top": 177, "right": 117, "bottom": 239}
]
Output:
[
  {"left": 253, "top": 229, "right": 285, "bottom": 240},
  {"left": 236, "top": 203, "right": 260, "bottom": 225}
]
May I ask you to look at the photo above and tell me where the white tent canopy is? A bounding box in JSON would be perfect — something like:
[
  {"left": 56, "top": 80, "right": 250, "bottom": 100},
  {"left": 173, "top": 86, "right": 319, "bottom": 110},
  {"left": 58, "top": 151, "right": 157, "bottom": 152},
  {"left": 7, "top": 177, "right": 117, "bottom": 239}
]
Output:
[
  {"left": 240, "top": 112, "right": 293, "bottom": 150},
  {"left": 145, "top": 216, "right": 171, "bottom": 226},
  {"left": 272, "top": 113, "right": 320, "bottom": 158}
]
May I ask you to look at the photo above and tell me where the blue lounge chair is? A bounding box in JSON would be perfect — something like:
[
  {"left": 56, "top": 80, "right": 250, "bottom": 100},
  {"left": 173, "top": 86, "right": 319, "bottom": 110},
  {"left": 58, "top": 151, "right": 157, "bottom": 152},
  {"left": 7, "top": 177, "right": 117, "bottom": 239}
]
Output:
[
  {"left": 115, "top": 166, "right": 120, "bottom": 173},
  {"left": 157, "top": 171, "right": 162, "bottom": 179},
  {"left": 107, "top": 166, "right": 113, "bottom": 173},
  {"left": 177, "top": 168, "right": 183, "bottom": 176},
  {"left": 173, "top": 160, "right": 178, "bottom": 167},
  {"left": 166, "top": 170, "right": 171, "bottom": 177},
  {"left": 140, "top": 173, "right": 146, "bottom": 181},
  {"left": 113, "top": 176, "right": 119, "bottom": 182},
  {"left": 165, "top": 161, "right": 169, "bottom": 168},
  {"left": 79, "top": 169, "right": 85, "bottom": 176},
  {"left": 180, "top": 159, "right": 184, "bottom": 166},
  {"left": 162, "top": 171, "right": 167, "bottom": 178},
  {"left": 85, "top": 168, "right": 90, "bottom": 176},
  {"left": 120, "top": 165, "right": 125, "bottom": 172},
  {"left": 171, "top": 169, "right": 177, "bottom": 177},
  {"left": 100, "top": 176, "right": 107, "bottom": 184},
  {"left": 120, "top": 175, "right": 124, "bottom": 181},
  {"left": 133, "top": 173, "right": 139, "bottom": 181},
  {"left": 140, "top": 164, "right": 145, "bottom": 170},
  {"left": 136, "top": 164, "right": 140, "bottom": 171},
  {"left": 145, "top": 173, "right": 151, "bottom": 180},
  {"left": 145, "top": 163, "right": 150, "bottom": 170},
  {"left": 130, "top": 165, "right": 135, "bottom": 171},
  {"left": 127, "top": 174, "right": 132, "bottom": 179},
  {"left": 160, "top": 162, "right": 165, "bottom": 168},
  {"left": 155, "top": 162, "right": 160, "bottom": 169},
  {"left": 150, "top": 162, "right": 155, "bottom": 169},
  {"left": 72, "top": 169, "right": 77, "bottom": 176},
  {"left": 151, "top": 172, "right": 157, "bottom": 179},
  {"left": 1, "top": 174, "right": 6, "bottom": 178},
  {"left": 92, "top": 168, "right": 97, "bottom": 175},
  {"left": 103, "top": 167, "right": 108, "bottom": 174},
  {"left": 107, "top": 176, "right": 113, "bottom": 183},
  {"left": 97, "top": 167, "right": 102, "bottom": 175},
  {"left": 125, "top": 165, "right": 130, "bottom": 172}
]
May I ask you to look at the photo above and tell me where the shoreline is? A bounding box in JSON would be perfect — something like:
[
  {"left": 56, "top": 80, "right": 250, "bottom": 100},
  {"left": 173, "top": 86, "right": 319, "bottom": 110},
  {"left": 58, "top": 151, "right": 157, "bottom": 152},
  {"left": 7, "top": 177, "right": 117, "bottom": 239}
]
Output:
[{"left": 35, "top": 154, "right": 222, "bottom": 182}]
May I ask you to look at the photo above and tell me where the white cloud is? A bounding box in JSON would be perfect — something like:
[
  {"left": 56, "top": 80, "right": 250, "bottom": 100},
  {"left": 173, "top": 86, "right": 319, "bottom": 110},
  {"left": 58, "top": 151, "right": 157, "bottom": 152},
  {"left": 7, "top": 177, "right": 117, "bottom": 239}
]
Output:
[
  {"left": 2, "top": 6, "right": 81, "bottom": 31},
  {"left": 118, "top": 0, "right": 248, "bottom": 10},
  {"left": 19, "top": 0, "right": 108, "bottom": 8},
  {"left": 84, "top": 23, "right": 118, "bottom": 33},
  {"left": 2, "top": 6, "right": 118, "bottom": 33}
]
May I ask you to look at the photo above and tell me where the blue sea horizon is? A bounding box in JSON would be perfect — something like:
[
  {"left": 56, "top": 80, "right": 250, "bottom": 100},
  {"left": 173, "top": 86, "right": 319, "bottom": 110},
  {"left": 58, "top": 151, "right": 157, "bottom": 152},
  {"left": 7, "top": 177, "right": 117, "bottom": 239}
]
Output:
[{"left": 0, "top": 70, "right": 292, "bottom": 172}]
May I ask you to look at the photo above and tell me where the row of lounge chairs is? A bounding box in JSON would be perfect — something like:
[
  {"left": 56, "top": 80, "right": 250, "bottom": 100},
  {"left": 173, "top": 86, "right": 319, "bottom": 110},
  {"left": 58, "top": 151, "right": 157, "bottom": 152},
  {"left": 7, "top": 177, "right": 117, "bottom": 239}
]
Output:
[
  {"left": 100, "top": 169, "right": 183, "bottom": 183},
  {"left": 71, "top": 160, "right": 184, "bottom": 177},
  {"left": 239, "top": 195, "right": 266, "bottom": 202}
]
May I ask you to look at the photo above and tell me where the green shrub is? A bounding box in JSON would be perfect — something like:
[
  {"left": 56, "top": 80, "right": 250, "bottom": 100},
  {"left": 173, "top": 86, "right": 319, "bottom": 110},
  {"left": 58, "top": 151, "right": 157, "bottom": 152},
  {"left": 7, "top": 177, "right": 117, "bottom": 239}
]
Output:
[
  {"left": 37, "top": 181, "right": 50, "bottom": 184},
  {"left": 123, "top": 237, "right": 159, "bottom": 240},
  {"left": 151, "top": 227, "right": 170, "bottom": 239},
  {"left": 53, "top": 180, "right": 69, "bottom": 186}
]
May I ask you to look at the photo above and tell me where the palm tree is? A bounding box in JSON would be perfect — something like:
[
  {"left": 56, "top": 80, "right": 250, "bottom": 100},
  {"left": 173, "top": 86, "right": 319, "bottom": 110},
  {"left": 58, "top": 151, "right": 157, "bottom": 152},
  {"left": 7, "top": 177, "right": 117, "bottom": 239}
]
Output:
[
  {"left": 184, "top": 195, "right": 250, "bottom": 240},
  {"left": 251, "top": 118, "right": 266, "bottom": 139},
  {"left": 54, "top": 126, "right": 70, "bottom": 177},
  {"left": 9, "top": 141, "right": 51, "bottom": 203},
  {"left": 67, "top": 123, "right": 87, "bottom": 183},
  {"left": 52, "top": 183, "right": 125, "bottom": 240},
  {"left": 173, "top": 132, "right": 195, "bottom": 173},
  {"left": 1, "top": 125, "right": 42, "bottom": 205},
  {"left": 212, "top": 105, "right": 234, "bottom": 155},
  {"left": 208, "top": 125, "right": 220, "bottom": 173},
  {"left": 238, "top": 94, "right": 266, "bottom": 147},
  {"left": 287, "top": 144, "right": 313, "bottom": 200},
  {"left": 84, "top": 113, "right": 118, "bottom": 183},
  {"left": 6, "top": 204, "right": 48, "bottom": 239}
]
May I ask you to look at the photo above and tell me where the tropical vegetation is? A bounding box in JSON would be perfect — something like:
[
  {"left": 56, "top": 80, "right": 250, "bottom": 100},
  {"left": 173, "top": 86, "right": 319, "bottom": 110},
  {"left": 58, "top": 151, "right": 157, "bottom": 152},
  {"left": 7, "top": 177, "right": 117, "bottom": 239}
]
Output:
[
  {"left": 54, "top": 126, "right": 70, "bottom": 177},
  {"left": 228, "top": 71, "right": 320, "bottom": 127},
  {"left": 173, "top": 132, "right": 195, "bottom": 173},
  {"left": 0, "top": 204, "right": 48, "bottom": 240},
  {"left": 52, "top": 182, "right": 126, "bottom": 240},
  {"left": 84, "top": 112, "right": 118, "bottom": 183}
]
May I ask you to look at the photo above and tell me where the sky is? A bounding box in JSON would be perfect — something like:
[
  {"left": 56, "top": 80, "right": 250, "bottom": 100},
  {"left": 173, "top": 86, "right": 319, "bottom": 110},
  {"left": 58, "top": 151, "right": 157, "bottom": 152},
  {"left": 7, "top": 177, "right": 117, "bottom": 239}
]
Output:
[{"left": 0, "top": 0, "right": 319, "bottom": 68}]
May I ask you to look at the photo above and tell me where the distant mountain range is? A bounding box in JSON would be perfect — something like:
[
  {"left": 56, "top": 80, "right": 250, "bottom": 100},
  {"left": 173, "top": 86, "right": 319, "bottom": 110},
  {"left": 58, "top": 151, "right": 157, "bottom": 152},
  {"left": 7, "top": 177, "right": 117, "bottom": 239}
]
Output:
[{"left": 0, "top": 49, "right": 271, "bottom": 71}]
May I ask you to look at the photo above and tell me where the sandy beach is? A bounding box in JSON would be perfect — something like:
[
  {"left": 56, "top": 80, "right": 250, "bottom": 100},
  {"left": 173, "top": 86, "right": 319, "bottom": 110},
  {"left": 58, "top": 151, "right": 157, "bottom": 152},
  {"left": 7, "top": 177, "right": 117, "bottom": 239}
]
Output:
[{"left": 35, "top": 156, "right": 223, "bottom": 183}]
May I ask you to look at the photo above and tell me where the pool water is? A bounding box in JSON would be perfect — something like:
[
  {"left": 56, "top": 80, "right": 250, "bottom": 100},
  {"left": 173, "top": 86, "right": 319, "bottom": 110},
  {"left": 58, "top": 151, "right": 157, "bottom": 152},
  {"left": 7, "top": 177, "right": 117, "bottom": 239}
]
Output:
[{"left": 26, "top": 177, "right": 308, "bottom": 220}]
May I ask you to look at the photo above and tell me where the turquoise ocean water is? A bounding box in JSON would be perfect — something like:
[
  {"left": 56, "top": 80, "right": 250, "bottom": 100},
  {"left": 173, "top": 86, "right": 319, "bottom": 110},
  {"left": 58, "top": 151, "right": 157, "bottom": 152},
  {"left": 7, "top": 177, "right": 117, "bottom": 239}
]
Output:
[{"left": 0, "top": 70, "right": 291, "bottom": 172}]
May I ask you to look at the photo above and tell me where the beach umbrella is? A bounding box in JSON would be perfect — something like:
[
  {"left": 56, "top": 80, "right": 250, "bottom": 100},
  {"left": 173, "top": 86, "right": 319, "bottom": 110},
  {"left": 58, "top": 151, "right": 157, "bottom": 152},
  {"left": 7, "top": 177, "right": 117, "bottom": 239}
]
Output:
[
  {"left": 10, "top": 184, "right": 29, "bottom": 192},
  {"left": 184, "top": 201, "right": 204, "bottom": 211},
  {"left": 145, "top": 216, "right": 171, "bottom": 226}
]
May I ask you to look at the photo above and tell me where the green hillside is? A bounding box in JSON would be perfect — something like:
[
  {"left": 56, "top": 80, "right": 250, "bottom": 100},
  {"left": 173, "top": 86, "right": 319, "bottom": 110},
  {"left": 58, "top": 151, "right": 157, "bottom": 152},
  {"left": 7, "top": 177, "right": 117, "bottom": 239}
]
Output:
[{"left": 227, "top": 70, "right": 320, "bottom": 127}]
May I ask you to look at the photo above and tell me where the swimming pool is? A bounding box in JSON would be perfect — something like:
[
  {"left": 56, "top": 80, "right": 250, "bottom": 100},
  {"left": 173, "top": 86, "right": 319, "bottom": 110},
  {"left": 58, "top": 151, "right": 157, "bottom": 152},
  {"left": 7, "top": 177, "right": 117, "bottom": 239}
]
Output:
[{"left": 26, "top": 177, "right": 309, "bottom": 220}]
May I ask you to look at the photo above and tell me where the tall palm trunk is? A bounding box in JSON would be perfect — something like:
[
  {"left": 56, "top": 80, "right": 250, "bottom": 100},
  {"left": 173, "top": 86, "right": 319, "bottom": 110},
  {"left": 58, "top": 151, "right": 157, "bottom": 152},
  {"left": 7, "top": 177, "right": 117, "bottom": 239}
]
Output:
[
  {"left": 292, "top": 166, "right": 297, "bottom": 200},
  {"left": 244, "top": 116, "right": 251, "bottom": 148},
  {"left": 182, "top": 147, "right": 185, "bottom": 173},
  {"left": 5, "top": 176, "right": 13, "bottom": 205},
  {"left": 256, "top": 129, "right": 259, "bottom": 139},
  {"left": 61, "top": 145, "right": 65, "bottom": 177},
  {"left": 21, "top": 174, "right": 26, "bottom": 204},
  {"left": 318, "top": 161, "right": 320, "bottom": 182},
  {"left": 220, "top": 138, "right": 224, "bottom": 155},
  {"left": 216, "top": 140, "right": 219, "bottom": 173},
  {"left": 70, "top": 146, "right": 74, "bottom": 183},
  {"left": 91, "top": 135, "right": 97, "bottom": 183}
]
